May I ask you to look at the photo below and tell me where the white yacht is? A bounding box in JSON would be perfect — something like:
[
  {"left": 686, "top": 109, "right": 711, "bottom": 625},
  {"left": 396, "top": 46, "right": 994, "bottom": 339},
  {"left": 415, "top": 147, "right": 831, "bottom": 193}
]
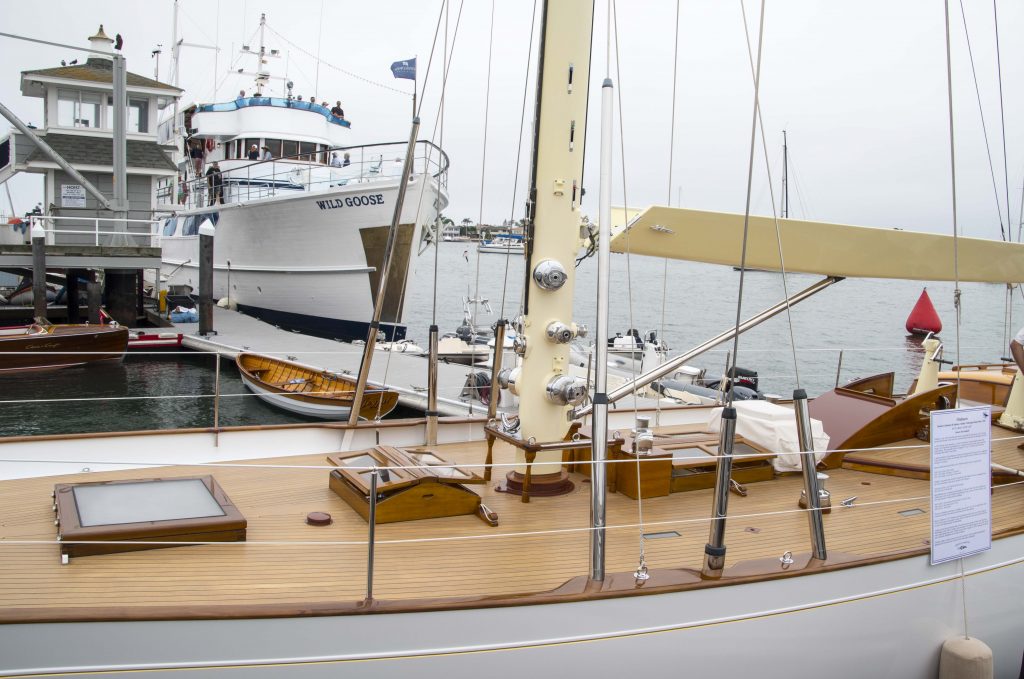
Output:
[
  {"left": 476, "top": 233, "right": 524, "bottom": 254},
  {"left": 157, "top": 16, "right": 447, "bottom": 342}
]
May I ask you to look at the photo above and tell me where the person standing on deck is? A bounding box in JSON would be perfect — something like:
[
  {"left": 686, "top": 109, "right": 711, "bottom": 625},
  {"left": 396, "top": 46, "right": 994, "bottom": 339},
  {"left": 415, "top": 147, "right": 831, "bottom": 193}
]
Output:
[
  {"left": 206, "top": 161, "right": 224, "bottom": 206},
  {"left": 188, "top": 141, "right": 204, "bottom": 175},
  {"left": 331, "top": 101, "right": 344, "bottom": 118},
  {"left": 247, "top": 144, "right": 259, "bottom": 160}
]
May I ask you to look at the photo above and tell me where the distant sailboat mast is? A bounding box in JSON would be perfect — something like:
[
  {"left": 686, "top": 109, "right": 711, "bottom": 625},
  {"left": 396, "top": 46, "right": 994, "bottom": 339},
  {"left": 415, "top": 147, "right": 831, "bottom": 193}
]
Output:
[{"left": 781, "top": 129, "right": 789, "bottom": 219}]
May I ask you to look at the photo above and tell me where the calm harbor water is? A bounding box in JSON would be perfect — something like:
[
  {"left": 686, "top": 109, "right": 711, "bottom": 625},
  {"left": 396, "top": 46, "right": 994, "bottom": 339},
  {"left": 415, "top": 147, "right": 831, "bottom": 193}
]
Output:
[{"left": 1, "top": 242, "right": 1020, "bottom": 436}]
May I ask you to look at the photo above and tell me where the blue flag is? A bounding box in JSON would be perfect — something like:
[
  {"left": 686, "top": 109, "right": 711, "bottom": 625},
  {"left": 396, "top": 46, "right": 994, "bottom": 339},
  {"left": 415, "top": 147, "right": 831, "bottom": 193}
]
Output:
[{"left": 390, "top": 58, "right": 416, "bottom": 81}]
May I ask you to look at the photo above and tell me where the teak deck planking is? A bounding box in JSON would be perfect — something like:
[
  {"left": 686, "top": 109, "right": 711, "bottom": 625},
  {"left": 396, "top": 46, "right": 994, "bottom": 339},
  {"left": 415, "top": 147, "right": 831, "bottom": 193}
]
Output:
[{"left": 1, "top": 424, "right": 1022, "bottom": 621}]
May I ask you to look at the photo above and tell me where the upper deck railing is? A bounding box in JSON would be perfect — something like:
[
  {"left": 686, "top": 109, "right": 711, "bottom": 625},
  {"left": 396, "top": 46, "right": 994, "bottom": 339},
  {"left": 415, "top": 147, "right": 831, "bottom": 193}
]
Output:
[
  {"left": 158, "top": 140, "right": 449, "bottom": 212},
  {"left": 195, "top": 97, "right": 352, "bottom": 128}
]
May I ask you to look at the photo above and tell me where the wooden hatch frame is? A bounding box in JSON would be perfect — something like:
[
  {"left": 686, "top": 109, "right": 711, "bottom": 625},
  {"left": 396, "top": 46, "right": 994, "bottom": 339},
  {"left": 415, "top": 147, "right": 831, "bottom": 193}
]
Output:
[{"left": 53, "top": 475, "right": 246, "bottom": 559}]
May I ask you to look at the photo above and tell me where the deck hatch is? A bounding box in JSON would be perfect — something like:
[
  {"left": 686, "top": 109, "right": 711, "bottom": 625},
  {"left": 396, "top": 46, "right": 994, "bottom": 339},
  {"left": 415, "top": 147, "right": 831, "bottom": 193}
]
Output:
[{"left": 54, "top": 475, "right": 246, "bottom": 559}]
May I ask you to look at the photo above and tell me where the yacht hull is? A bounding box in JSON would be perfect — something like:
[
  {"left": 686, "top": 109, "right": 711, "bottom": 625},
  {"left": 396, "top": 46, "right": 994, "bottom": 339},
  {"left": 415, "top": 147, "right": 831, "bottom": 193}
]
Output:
[
  {"left": 3, "top": 535, "right": 1021, "bottom": 677},
  {"left": 160, "top": 175, "right": 445, "bottom": 342}
]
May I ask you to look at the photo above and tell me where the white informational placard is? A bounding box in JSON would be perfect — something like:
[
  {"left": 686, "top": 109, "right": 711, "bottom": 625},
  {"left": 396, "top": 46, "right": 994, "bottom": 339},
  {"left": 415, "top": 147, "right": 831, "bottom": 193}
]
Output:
[
  {"left": 930, "top": 406, "right": 992, "bottom": 565},
  {"left": 61, "top": 184, "right": 86, "bottom": 208}
]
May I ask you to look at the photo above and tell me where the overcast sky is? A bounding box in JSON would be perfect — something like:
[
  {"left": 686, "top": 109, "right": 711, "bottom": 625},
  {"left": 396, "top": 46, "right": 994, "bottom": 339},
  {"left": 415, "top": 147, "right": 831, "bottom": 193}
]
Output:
[{"left": 2, "top": 0, "right": 1021, "bottom": 239}]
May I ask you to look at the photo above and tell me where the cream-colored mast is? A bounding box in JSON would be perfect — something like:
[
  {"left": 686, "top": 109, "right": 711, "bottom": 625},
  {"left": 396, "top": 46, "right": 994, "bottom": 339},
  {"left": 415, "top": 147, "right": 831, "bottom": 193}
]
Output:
[{"left": 516, "top": 0, "right": 594, "bottom": 471}]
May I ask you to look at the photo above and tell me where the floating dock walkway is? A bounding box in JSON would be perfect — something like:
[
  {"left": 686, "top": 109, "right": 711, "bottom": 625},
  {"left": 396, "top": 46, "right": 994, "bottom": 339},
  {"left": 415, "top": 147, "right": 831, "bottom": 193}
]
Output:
[{"left": 173, "top": 307, "right": 495, "bottom": 417}]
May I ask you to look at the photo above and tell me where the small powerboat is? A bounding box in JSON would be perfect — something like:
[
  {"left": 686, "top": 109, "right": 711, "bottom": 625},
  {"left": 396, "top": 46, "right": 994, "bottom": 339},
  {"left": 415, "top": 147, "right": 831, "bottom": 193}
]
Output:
[{"left": 0, "top": 323, "right": 128, "bottom": 375}]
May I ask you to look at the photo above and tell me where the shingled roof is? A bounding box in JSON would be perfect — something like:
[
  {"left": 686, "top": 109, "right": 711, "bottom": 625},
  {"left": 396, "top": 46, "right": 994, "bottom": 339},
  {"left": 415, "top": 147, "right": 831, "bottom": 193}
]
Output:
[
  {"left": 24, "top": 133, "right": 177, "bottom": 171},
  {"left": 23, "top": 58, "right": 182, "bottom": 92}
]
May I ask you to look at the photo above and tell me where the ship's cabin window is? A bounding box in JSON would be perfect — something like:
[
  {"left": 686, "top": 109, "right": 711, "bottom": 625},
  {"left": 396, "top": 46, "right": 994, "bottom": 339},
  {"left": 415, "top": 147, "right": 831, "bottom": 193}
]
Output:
[
  {"left": 299, "top": 141, "right": 317, "bottom": 162},
  {"left": 263, "top": 139, "right": 283, "bottom": 158},
  {"left": 282, "top": 139, "right": 299, "bottom": 159},
  {"left": 57, "top": 89, "right": 101, "bottom": 128},
  {"left": 162, "top": 216, "right": 178, "bottom": 236}
]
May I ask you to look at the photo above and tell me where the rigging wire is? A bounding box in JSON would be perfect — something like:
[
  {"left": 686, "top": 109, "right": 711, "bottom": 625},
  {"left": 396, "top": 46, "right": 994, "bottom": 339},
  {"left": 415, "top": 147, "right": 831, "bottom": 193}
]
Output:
[
  {"left": 739, "top": 1, "right": 800, "bottom": 389},
  {"left": 991, "top": 0, "right": 1013, "bottom": 244},
  {"left": 263, "top": 24, "right": 411, "bottom": 97},
  {"left": 413, "top": 2, "right": 450, "bottom": 119},
  {"left": 498, "top": 0, "right": 540, "bottom": 322},
  {"left": 374, "top": 0, "right": 464, "bottom": 415},
  {"left": 942, "top": 0, "right": 969, "bottom": 641},
  {"left": 472, "top": 0, "right": 497, "bottom": 327},
  {"left": 609, "top": 0, "right": 648, "bottom": 580},
  {"left": 655, "top": 0, "right": 682, "bottom": 424},
  {"left": 314, "top": 0, "right": 325, "bottom": 99},
  {"left": 726, "top": 0, "right": 767, "bottom": 409},
  {"left": 956, "top": 0, "right": 1007, "bottom": 240},
  {"left": 433, "top": 0, "right": 450, "bottom": 329}
]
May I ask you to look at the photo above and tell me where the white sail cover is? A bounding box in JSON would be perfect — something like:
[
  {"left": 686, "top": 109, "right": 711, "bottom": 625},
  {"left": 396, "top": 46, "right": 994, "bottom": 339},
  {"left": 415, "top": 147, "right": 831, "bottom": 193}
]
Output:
[{"left": 611, "top": 206, "right": 1024, "bottom": 284}]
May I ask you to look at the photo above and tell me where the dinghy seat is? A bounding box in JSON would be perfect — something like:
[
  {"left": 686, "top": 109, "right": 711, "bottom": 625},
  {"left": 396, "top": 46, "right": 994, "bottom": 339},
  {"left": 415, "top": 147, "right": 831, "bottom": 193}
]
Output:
[{"left": 809, "top": 372, "right": 957, "bottom": 469}]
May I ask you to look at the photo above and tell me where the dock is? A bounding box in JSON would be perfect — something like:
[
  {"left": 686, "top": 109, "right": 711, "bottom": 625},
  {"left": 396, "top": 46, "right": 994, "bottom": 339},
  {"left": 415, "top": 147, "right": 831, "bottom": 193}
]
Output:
[{"left": 174, "top": 306, "right": 498, "bottom": 417}]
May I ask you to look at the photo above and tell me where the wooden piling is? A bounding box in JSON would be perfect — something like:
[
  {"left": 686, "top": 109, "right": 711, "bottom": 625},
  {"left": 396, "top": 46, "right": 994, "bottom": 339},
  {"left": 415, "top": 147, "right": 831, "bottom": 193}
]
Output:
[
  {"left": 65, "top": 268, "right": 81, "bottom": 323},
  {"left": 31, "top": 224, "right": 47, "bottom": 322},
  {"left": 105, "top": 271, "right": 137, "bottom": 326},
  {"left": 86, "top": 277, "right": 102, "bottom": 324},
  {"left": 198, "top": 220, "right": 215, "bottom": 335}
]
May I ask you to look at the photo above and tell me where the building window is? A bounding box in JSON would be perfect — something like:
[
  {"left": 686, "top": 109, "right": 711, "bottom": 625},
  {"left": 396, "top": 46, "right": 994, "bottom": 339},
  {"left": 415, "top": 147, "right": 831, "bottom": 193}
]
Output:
[
  {"left": 105, "top": 96, "right": 151, "bottom": 133},
  {"left": 129, "top": 98, "right": 149, "bottom": 133},
  {"left": 58, "top": 89, "right": 101, "bottom": 128}
]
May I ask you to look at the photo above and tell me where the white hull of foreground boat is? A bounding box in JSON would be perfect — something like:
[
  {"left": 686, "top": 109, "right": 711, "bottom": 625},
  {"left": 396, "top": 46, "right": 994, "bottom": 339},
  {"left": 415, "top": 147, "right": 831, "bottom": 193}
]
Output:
[
  {"left": 2, "top": 533, "right": 1021, "bottom": 677},
  {"left": 238, "top": 372, "right": 355, "bottom": 419},
  {"left": 159, "top": 173, "right": 445, "bottom": 342}
]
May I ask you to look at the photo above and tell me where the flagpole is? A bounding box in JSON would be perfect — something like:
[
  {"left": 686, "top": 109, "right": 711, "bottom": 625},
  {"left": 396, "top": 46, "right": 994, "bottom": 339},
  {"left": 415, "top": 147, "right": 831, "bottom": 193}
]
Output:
[{"left": 412, "top": 54, "right": 417, "bottom": 119}]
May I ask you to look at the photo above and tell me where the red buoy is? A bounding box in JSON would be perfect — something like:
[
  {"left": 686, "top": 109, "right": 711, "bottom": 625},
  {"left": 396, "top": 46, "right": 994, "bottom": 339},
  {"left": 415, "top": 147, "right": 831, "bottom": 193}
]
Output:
[{"left": 906, "top": 288, "right": 942, "bottom": 336}]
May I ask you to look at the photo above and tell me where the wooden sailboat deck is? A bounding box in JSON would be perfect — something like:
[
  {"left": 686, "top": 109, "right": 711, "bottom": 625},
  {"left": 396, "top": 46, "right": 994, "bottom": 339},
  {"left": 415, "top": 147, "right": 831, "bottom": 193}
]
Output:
[{"left": 2, "top": 423, "right": 1022, "bottom": 622}]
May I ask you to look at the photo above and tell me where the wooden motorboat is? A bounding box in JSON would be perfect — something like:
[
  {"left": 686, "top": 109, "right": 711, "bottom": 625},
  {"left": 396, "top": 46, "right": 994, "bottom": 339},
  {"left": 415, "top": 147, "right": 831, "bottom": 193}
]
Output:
[
  {"left": 0, "top": 323, "right": 128, "bottom": 374},
  {"left": 236, "top": 352, "right": 399, "bottom": 420}
]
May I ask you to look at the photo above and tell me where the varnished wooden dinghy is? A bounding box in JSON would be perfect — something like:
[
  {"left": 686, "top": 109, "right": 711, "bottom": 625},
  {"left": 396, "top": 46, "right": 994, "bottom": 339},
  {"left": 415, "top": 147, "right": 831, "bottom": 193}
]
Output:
[
  {"left": 0, "top": 323, "right": 128, "bottom": 375},
  {"left": 236, "top": 352, "right": 399, "bottom": 420}
]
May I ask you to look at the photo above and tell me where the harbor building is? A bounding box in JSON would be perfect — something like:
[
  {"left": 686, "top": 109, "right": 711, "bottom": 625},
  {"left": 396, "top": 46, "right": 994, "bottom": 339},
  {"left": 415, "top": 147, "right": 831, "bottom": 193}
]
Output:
[{"left": 0, "top": 25, "right": 182, "bottom": 241}]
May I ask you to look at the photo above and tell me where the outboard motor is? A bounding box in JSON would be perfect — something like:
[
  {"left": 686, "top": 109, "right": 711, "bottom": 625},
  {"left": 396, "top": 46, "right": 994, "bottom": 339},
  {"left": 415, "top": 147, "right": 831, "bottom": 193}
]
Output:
[
  {"left": 728, "top": 366, "right": 759, "bottom": 392},
  {"left": 705, "top": 366, "right": 763, "bottom": 400},
  {"left": 455, "top": 321, "right": 474, "bottom": 343}
]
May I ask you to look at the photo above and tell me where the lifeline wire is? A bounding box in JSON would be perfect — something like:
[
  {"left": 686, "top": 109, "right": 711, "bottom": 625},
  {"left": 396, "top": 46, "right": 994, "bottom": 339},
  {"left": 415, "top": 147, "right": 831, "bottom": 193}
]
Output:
[{"left": 727, "top": 0, "right": 768, "bottom": 409}]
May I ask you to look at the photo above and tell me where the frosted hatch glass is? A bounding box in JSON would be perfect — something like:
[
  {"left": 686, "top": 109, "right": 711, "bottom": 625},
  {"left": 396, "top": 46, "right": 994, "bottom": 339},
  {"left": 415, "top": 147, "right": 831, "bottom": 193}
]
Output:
[{"left": 73, "top": 478, "right": 226, "bottom": 527}]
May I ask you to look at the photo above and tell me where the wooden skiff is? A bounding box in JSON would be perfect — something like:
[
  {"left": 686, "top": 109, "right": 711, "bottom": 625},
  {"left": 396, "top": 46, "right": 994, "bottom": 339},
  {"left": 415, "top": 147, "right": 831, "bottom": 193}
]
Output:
[{"left": 236, "top": 352, "right": 399, "bottom": 420}]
